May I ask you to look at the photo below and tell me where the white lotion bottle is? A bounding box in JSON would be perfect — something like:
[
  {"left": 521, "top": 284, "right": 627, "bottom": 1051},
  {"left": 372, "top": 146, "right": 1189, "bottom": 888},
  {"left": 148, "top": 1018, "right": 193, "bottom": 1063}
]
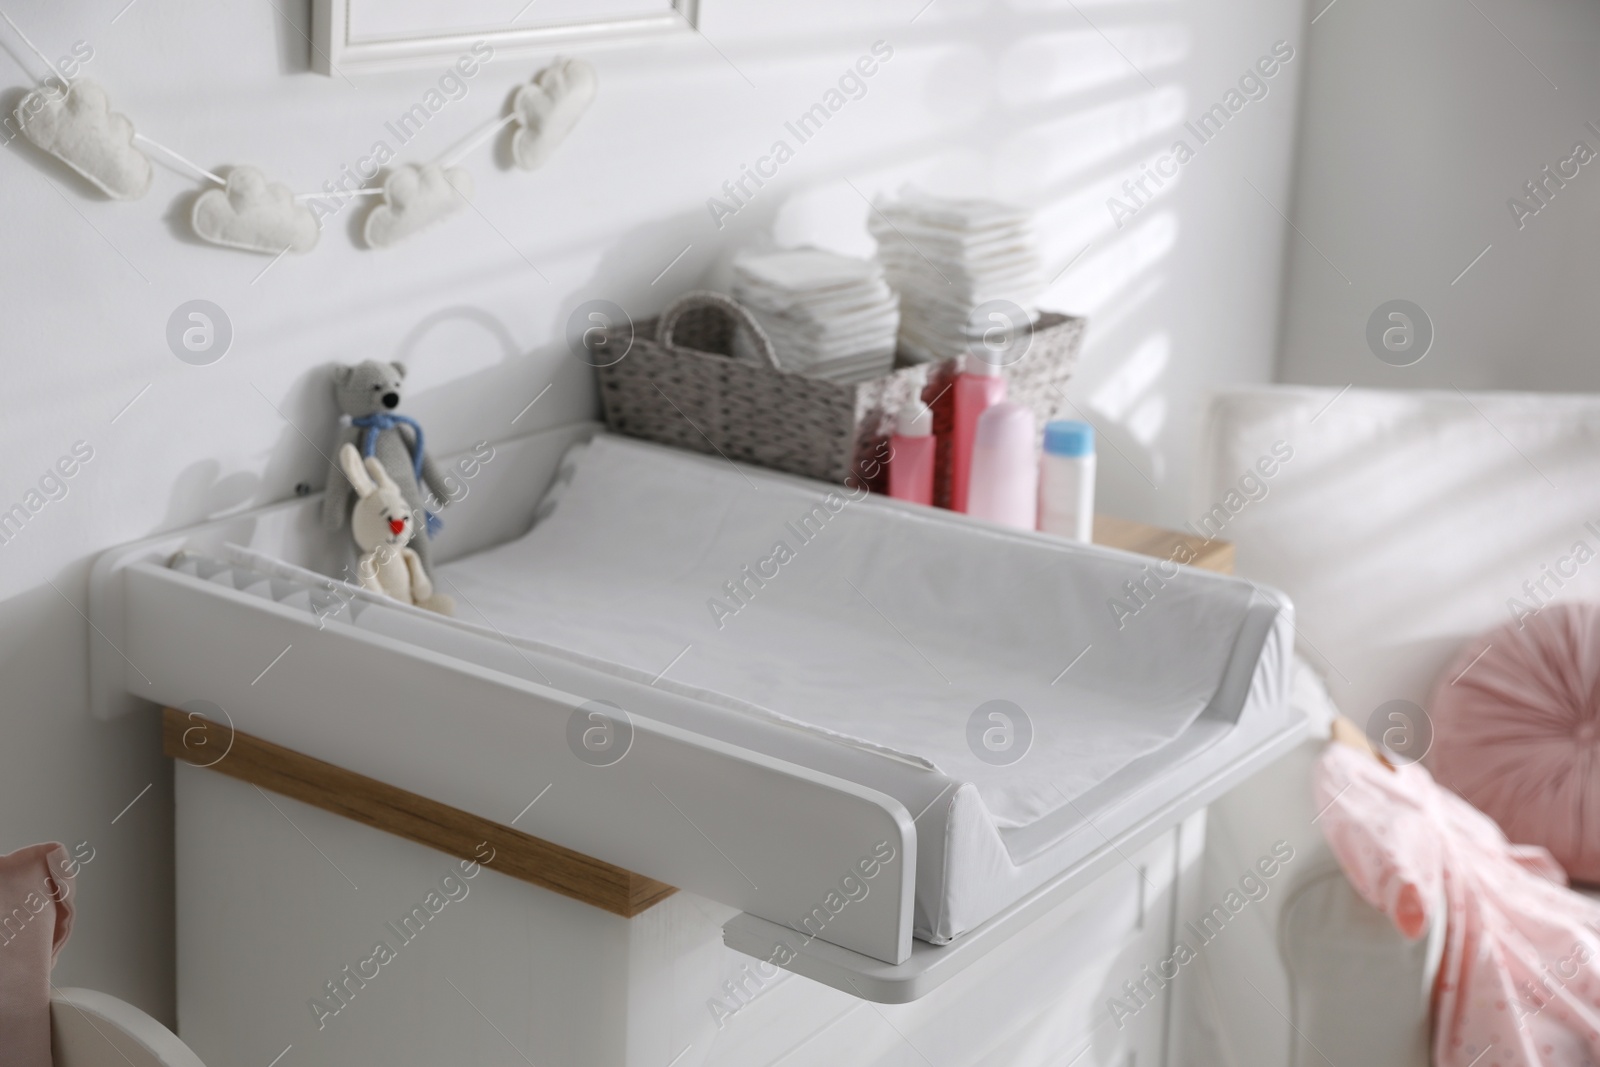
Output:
[{"left": 1038, "top": 420, "right": 1095, "bottom": 541}]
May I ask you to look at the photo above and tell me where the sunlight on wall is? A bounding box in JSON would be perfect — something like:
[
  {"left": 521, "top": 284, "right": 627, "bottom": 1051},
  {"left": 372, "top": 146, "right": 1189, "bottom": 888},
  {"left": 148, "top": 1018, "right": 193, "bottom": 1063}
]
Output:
[
  {"left": 1083, "top": 272, "right": 1165, "bottom": 341},
  {"left": 997, "top": 26, "right": 1188, "bottom": 106},
  {"left": 1052, "top": 213, "right": 1178, "bottom": 318},
  {"left": 997, "top": 86, "right": 1189, "bottom": 193},
  {"left": 1091, "top": 332, "right": 1170, "bottom": 423},
  {"left": 988, "top": 14, "right": 1192, "bottom": 480}
]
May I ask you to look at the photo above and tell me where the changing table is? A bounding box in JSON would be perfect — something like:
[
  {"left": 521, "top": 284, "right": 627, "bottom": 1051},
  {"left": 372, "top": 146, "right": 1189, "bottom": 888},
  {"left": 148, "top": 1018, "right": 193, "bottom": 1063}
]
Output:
[{"left": 89, "top": 422, "right": 1305, "bottom": 1067}]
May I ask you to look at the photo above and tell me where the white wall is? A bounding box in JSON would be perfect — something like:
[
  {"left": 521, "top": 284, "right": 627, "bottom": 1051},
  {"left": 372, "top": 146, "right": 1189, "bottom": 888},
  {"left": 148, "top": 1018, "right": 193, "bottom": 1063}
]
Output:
[
  {"left": 0, "top": 0, "right": 1303, "bottom": 1022},
  {"left": 1279, "top": 0, "right": 1600, "bottom": 391}
]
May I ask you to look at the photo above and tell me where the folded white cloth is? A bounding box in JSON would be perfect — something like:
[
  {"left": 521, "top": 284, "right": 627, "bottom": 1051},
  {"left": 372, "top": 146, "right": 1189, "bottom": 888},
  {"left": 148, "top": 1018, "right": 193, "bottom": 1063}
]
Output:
[
  {"left": 731, "top": 248, "right": 900, "bottom": 381},
  {"left": 870, "top": 188, "right": 1046, "bottom": 363}
]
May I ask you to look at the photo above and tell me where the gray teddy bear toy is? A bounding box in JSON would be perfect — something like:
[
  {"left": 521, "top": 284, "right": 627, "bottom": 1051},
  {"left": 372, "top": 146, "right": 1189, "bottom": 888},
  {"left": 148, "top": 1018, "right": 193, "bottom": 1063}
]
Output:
[{"left": 322, "top": 360, "right": 451, "bottom": 582}]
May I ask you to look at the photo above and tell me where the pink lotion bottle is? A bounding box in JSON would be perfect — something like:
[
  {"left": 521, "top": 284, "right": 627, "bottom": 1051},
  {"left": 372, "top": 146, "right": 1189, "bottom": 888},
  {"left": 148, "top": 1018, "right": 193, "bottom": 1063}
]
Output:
[
  {"left": 965, "top": 401, "right": 1038, "bottom": 529},
  {"left": 888, "top": 399, "right": 936, "bottom": 505},
  {"left": 950, "top": 357, "right": 1007, "bottom": 513}
]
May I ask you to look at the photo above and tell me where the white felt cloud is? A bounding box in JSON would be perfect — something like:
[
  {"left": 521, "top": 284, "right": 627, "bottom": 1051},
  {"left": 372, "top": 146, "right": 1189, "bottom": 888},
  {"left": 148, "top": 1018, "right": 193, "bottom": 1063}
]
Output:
[
  {"left": 363, "top": 163, "right": 473, "bottom": 248},
  {"left": 511, "top": 58, "right": 598, "bottom": 171},
  {"left": 16, "top": 79, "right": 152, "bottom": 200},
  {"left": 192, "top": 166, "right": 319, "bottom": 255}
]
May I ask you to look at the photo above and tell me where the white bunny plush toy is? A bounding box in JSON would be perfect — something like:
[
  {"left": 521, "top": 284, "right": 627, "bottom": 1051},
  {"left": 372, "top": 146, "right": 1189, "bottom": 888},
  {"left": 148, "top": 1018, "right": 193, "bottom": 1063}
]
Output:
[{"left": 338, "top": 443, "right": 454, "bottom": 615}]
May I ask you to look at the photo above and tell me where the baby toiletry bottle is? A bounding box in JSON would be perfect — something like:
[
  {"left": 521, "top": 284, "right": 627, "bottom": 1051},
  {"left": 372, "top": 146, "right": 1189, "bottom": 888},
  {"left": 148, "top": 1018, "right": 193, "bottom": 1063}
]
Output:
[
  {"left": 950, "top": 356, "right": 1007, "bottom": 513},
  {"left": 889, "top": 398, "right": 936, "bottom": 505},
  {"left": 1038, "top": 420, "right": 1095, "bottom": 541},
  {"left": 966, "top": 401, "right": 1037, "bottom": 529}
]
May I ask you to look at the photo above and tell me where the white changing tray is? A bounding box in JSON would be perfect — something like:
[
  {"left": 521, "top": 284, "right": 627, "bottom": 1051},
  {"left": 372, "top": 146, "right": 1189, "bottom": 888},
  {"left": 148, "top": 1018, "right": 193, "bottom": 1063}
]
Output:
[{"left": 88, "top": 422, "right": 1304, "bottom": 1002}]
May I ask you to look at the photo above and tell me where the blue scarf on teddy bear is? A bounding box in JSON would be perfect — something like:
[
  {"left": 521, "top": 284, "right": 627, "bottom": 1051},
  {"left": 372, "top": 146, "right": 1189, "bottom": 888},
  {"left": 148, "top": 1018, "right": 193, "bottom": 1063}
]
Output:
[{"left": 351, "top": 412, "right": 442, "bottom": 537}]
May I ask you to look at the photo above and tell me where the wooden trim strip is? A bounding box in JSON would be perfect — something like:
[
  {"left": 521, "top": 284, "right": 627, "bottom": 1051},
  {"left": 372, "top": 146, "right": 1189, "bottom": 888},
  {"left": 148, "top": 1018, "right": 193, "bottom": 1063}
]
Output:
[
  {"left": 162, "top": 707, "right": 676, "bottom": 918},
  {"left": 1093, "top": 515, "right": 1235, "bottom": 575}
]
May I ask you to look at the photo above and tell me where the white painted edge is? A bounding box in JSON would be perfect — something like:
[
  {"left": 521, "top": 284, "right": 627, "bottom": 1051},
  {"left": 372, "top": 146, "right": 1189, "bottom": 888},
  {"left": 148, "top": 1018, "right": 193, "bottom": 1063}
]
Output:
[
  {"left": 87, "top": 420, "right": 596, "bottom": 723},
  {"left": 310, "top": 0, "right": 700, "bottom": 76},
  {"left": 120, "top": 558, "right": 917, "bottom": 963},
  {"left": 723, "top": 712, "right": 1308, "bottom": 1002},
  {"left": 51, "top": 987, "right": 207, "bottom": 1067}
]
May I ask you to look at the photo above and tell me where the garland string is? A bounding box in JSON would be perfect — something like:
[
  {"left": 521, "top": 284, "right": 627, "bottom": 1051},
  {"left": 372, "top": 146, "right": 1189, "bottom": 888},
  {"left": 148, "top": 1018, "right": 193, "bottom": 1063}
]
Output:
[
  {"left": 132, "top": 133, "right": 225, "bottom": 186},
  {"left": 0, "top": 9, "right": 60, "bottom": 82}
]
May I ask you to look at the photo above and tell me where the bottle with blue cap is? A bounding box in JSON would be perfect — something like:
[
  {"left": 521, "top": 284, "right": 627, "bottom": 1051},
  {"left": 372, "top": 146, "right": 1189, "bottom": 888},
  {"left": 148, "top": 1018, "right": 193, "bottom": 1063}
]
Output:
[{"left": 1038, "top": 419, "right": 1095, "bottom": 541}]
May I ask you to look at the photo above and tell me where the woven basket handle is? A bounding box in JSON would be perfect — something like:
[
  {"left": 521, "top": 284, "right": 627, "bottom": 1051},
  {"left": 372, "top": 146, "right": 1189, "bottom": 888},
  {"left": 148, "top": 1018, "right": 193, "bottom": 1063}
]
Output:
[{"left": 658, "top": 290, "right": 783, "bottom": 371}]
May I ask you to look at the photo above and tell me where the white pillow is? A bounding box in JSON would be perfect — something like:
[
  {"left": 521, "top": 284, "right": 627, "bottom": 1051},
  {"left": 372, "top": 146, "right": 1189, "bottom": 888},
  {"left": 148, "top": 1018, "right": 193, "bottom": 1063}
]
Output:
[{"left": 1201, "top": 385, "right": 1600, "bottom": 729}]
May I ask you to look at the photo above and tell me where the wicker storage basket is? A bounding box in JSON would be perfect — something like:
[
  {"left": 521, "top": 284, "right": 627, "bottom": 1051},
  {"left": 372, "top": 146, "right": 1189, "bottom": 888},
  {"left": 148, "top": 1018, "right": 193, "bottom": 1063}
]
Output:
[{"left": 596, "top": 291, "right": 1085, "bottom": 493}]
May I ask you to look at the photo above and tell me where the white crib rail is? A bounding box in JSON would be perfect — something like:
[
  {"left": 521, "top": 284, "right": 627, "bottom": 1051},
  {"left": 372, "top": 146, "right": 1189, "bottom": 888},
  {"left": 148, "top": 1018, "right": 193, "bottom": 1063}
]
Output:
[{"left": 52, "top": 988, "right": 207, "bottom": 1067}]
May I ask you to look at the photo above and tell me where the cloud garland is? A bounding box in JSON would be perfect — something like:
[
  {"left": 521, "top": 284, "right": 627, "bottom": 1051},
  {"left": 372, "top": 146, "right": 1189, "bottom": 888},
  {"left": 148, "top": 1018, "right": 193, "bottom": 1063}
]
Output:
[
  {"left": 15, "top": 79, "right": 152, "bottom": 200},
  {"left": 193, "top": 166, "right": 321, "bottom": 255},
  {"left": 1, "top": 12, "right": 597, "bottom": 258},
  {"left": 512, "top": 58, "right": 598, "bottom": 171},
  {"left": 364, "top": 163, "right": 473, "bottom": 249}
]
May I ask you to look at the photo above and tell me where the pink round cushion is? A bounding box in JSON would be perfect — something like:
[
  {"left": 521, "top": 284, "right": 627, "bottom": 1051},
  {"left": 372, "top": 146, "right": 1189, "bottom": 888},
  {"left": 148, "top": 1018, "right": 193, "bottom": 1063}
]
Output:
[{"left": 1428, "top": 602, "right": 1600, "bottom": 883}]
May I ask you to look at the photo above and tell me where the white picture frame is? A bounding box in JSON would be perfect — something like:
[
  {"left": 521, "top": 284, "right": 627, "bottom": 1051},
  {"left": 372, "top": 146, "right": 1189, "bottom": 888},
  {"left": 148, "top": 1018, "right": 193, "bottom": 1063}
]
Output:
[{"left": 311, "top": 0, "right": 700, "bottom": 76}]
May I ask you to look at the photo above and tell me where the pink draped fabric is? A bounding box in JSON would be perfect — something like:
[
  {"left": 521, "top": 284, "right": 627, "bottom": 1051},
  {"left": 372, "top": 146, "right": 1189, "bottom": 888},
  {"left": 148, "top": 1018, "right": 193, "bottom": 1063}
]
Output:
[
  {"left": 0, "top": 843, "right": 77, "bottom": 1067},
  {"left": 1430, "top": 602, "right": 1600, "bottom": 884},
  {"left": 1316, "top": 744, "right": 1600, "bottom": 1067}
]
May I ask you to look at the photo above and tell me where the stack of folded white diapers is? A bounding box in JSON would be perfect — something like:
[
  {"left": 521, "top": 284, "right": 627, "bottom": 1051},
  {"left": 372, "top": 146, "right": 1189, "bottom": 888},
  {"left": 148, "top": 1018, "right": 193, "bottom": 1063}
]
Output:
[
  {"left": 868, "top": 188, "right": 1045, "bottom": 363},
  {"left": 730, "top": 248, "right": 901, "bottom": 383}
]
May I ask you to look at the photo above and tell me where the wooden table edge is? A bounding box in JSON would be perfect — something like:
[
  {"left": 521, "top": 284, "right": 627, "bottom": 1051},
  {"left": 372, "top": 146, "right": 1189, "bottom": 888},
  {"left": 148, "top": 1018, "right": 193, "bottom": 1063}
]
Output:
[{"left": 161, "top": 707, "right": 676, "bottom": 918}]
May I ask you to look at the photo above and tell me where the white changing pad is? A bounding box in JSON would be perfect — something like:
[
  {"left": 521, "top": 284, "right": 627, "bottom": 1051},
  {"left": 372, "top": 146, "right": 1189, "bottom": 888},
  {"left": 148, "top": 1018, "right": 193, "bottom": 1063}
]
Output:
[{"left": 438, "top": 434, "right": 1259, "bottom": 831}]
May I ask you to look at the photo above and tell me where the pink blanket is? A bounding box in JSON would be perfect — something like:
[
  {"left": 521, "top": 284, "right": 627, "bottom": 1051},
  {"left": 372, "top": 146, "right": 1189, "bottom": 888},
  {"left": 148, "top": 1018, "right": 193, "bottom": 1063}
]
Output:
[
  {"left": 0, "top": 843, "right": 77, "bottom": 1067},
  {"left": 1316, "top": 744, "right": 1600, "bottom": 1067}
]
